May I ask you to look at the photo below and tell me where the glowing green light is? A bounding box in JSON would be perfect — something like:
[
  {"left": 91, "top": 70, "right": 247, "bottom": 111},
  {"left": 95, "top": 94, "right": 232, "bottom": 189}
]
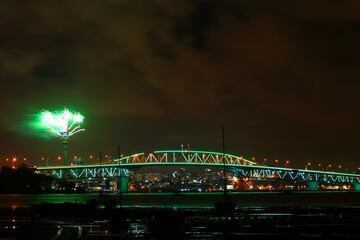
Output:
[
  {"left": 39, "top": 108, "right": 85, "bottom": 138},
  {"left": 73, "top": 113, "right": 84, "bottom": 123}
]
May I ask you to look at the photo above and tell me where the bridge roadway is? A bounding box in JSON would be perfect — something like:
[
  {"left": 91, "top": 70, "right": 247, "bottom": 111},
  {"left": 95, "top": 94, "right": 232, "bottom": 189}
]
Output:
[{"left": 36, "top": 150, "right": 360, "bottom": 191}]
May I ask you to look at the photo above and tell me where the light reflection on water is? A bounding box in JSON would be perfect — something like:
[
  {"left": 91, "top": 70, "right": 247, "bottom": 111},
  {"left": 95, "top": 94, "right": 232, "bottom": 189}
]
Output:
[
  {"left": 1, "top": 191, "right": 360, "bottom": 208},
  {"left": 2, "top": 205, "right": 360, "bottom": 239}
]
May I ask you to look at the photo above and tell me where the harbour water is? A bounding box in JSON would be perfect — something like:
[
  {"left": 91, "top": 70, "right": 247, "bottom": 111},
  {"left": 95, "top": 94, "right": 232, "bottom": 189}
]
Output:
[
  {"left": 1, "top": 192, "right": 360, "bottom": 239},
  {"left": 1, "top": 191, "right": 360, "bottom": 208}
]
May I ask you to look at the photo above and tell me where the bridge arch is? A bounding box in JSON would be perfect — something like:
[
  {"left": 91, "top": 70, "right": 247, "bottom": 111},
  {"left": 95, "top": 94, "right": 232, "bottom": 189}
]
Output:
[{"left": 114, "top": 150, "right": 256, "bottom": 166}]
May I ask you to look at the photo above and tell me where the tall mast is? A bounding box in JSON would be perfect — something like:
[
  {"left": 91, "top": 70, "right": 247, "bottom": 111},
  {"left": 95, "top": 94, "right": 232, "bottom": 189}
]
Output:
[{"left": 222, "top": 126, "right": 228, "bottom": 198}]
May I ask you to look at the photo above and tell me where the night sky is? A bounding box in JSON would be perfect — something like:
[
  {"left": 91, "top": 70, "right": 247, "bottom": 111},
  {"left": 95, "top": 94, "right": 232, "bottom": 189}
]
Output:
[{"left": 1, "top": 1, "right": 360, "bottom": 169}]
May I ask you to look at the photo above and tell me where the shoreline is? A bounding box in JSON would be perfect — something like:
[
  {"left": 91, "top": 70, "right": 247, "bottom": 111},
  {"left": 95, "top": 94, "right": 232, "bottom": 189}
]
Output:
[{"left": 1, "top": 191, "right": 360, "bottom": 209}]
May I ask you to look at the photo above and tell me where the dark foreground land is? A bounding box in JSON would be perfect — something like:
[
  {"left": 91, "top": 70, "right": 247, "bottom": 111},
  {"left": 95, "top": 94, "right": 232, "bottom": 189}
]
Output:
[{"left": 1, "top": 192, "right": 360, "bottom": 239}]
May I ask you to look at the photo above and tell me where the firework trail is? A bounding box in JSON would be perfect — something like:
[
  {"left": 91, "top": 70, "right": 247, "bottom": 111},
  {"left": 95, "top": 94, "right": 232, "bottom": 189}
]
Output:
[{"left": 40, "top": 108, "right": 85, "bottom": 139}]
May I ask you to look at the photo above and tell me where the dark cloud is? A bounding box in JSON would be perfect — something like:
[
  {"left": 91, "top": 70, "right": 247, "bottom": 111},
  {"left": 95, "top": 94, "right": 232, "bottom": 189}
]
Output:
[
  {"left": 1, "top": 1, "right": 360, "bottom": 168},
  {"left": 173, "top": 1, "right": 217, "bottom": 50}
]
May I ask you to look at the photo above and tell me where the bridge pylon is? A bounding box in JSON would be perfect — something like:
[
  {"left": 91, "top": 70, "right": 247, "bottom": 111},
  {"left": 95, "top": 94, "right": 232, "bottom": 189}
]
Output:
[
  {"left": 306, "top": 181, "right": 319, "bottom": 191},
  {"left": 353, "top": 183, "right": 360, "bottom": 191},
  {"left": 116, "top": 172, "right": 130, "bottom": 193}
]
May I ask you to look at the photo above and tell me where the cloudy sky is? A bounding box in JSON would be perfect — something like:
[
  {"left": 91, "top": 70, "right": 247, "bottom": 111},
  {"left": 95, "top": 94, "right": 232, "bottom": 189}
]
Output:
[{"left": 1, "top": 1, "right": 360, "bottom": 168}]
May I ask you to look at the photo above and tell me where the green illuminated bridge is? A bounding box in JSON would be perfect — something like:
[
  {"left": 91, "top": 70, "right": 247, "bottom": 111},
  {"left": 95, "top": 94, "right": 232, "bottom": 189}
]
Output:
[{"left": 36, "top": 150, "right": 360, "bottom": 191}]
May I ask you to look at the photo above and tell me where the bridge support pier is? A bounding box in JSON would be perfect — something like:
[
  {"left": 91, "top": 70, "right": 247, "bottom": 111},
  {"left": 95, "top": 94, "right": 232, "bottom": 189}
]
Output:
[
  {"left": 306, "top": 181, "right": 319, "bottom": 191},
  {"left": 117, "top": 175, "right": 129, "bottom": 193},
  {"left": 236, "top": 178, "right": 247, "bottom": 191},
  {"left": 352, "top": 183, "right": 360, "bottom": 191}
]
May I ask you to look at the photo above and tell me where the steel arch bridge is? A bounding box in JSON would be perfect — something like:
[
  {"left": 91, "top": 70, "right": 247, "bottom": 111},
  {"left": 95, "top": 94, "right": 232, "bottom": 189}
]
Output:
[
  {"left": 36, "top": 150, "right": 360, "bottom": 186},
  {"left": 116, "top": 150, "right": 256, "bottom": 166}
]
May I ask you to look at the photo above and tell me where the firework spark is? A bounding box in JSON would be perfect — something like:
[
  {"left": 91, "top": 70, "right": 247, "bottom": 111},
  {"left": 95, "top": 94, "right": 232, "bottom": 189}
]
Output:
[{"left": 40, "top": 108, "right": 85, "bottom": 139}]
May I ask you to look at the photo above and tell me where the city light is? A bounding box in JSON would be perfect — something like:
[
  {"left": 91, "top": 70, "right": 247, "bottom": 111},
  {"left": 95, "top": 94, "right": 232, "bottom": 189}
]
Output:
[{"left": 12, "top": 157, "right": 17, "bottom": 169}]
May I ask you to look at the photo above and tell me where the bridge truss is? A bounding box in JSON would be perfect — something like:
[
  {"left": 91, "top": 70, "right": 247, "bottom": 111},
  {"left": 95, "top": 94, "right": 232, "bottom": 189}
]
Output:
[
  {"left": 36, "top": 150, "right": 360, "bottom": 185},
  {"left": 235, "top": 166, "right": 360, "bottom": 184},
  {"left": 115, "top": 150, "right": 256, "bottom": 165}
]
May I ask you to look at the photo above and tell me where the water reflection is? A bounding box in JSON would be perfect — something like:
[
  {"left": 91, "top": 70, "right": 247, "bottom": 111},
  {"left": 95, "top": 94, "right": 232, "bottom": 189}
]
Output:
[
  {"left": 0, "top": 192, "right": 360, "bottom": 239},
  {"left": 2, "top": 206, "right": 360, "bottom": 239},
  {"left": 1, "top": 192, "right": 360, "bottom": 209}
]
